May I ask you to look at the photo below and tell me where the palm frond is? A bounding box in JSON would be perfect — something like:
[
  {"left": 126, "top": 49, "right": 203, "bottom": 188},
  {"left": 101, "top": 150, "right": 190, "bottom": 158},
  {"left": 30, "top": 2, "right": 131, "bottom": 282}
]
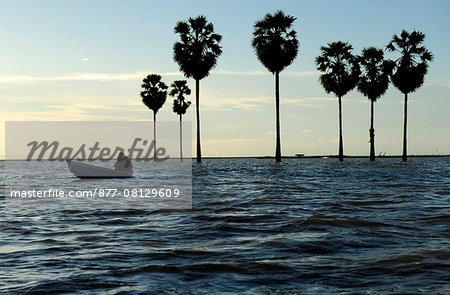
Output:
[
  {"left": 140, "top": 74, "right": 167, "bottom": 114},
  {"left": 251, "top": 10, "right": 299, "bottom": 73},
  {"left": 357, "top": 47, "right": 391, "bottom": 101},
  {"left": 169, "top": 80, "right": 192, "bottom": 115},
  {"left": 173, "top": 16, "right": 223, "bottom": 80},
  {"left": 386, "top": 30, "right": 433, "bottom": 94},
  {"left": 316, "top": 41, "right": 359, "bottom": 98}
]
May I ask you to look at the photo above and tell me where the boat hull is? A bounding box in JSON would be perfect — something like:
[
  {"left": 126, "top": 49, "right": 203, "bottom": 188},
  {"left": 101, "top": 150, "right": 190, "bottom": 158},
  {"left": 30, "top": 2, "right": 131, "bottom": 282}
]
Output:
[{"left": 67, "top": 160, "right": 133, "bottom": 178}]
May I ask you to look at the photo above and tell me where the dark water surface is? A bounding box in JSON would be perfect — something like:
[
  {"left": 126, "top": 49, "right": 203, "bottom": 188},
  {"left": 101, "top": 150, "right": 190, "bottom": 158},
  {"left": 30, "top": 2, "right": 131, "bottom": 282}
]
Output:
[{"left": 1, "top": 158, "right": 449, "bottom": 294}]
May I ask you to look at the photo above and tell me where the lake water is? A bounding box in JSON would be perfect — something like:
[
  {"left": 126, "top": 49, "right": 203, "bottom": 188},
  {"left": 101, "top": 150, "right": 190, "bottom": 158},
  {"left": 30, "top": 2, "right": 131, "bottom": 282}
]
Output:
[{"left": 1, "top": 157, "right": 449, "bottom": 294}]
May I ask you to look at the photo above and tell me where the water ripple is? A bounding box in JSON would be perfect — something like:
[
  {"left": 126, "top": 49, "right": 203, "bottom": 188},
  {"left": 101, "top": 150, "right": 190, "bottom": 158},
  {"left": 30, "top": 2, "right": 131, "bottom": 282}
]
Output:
[{"left": 0, "top": 157, "right": 449, "bottom": 294}]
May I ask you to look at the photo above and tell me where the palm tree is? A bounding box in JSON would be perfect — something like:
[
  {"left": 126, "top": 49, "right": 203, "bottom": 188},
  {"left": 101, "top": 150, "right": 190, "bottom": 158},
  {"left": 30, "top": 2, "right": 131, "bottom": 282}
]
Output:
[
  {"left": 251, "top": 10, "right": 299, "bottom": 162},
  {"left": 140, "top": 74, "right": 168, "bottom": 160},
  {"left": 357, "top": 47, "right": 393, "bottom": 161},
  {"left": 387, "top": 30, "right": 433, "bottom": 162},
  {"left": 316, "top": 41, "right": 360, "bottom": 161},
  {"left": 170, "top": 80, "right": 191, "bottom": 161},
  {"left": 173, "top": 15, "right": 222, "bottom": 163}
]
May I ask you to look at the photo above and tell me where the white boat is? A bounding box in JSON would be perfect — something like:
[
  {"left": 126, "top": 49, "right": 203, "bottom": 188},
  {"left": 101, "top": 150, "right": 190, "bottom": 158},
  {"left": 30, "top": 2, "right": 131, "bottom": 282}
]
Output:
[{"left": 67, "top": 160, "right": 133, "bottom": 178}]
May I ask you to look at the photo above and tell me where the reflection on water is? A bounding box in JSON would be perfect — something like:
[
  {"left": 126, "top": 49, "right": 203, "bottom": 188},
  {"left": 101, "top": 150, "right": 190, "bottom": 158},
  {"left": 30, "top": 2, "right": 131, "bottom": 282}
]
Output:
[{"left": 0, "top": 157, "right": 449, "bottom": 294}]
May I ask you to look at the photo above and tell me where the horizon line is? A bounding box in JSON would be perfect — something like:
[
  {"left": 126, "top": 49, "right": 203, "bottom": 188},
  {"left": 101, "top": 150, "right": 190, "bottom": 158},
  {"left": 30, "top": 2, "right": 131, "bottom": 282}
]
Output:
[{"left": 1, "top": 154, "right": 449, "bottom": 161}]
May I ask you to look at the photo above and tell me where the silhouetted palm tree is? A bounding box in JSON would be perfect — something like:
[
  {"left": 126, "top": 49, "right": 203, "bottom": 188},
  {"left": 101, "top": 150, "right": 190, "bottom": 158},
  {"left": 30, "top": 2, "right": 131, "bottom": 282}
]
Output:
[
  {"left": 387, "top": 30, "right": 433, "bottom": 162},
  {"left": 140, "top": 74, "right": 168, "bottom": 160},
  {"left": 316, "top": 41, "right": 360, "bottom": 161},
  {"left": 170, "top": 80, "right": 191, "bottom": 161},
  {"left": 251, "top": 10, "right": 299, "bottom": 162},
  {"left": 357, "top": 47, "right": 393, "bottom": 161},
  {"left": 173, "top": 15, "right": 222, "bottom": 163}
]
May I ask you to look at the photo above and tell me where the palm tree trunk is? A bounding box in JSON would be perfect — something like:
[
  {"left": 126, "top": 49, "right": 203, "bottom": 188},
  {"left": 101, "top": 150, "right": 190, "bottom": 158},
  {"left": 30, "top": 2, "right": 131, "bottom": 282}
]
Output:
[
  {"left": 180, "top": 114, "right": 183, "bottom": 162},
  {"left": 370, "top": 99, "right": 375, "bottom": 161},
  {"left": 275, "top": 71, "right": 281, "bottom": 162},
  {"left": 338, "top": 95, "right": 344, "bottom": 162},
  {"left": 402, "top": 92, "right": 408, "bottom": 162},
  {"left": 153, "top": 111, "right": 157, "bottom": 161},
  {"left": 196, "top": 79, "right": 201, "bottom": 163}
]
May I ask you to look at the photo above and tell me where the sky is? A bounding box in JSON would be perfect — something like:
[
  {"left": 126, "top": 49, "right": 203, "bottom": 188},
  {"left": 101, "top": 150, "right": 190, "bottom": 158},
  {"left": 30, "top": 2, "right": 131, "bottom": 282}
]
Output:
[{"left": 1, "top": 0, "right": 449, "bottom": 157}]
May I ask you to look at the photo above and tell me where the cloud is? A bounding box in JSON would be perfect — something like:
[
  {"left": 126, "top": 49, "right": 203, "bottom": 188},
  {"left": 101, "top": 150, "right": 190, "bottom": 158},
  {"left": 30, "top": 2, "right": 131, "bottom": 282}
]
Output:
[
  {"left": 81, "top": 57, "right": 91, "bottom": 62},
  {"left": 282, "top": 96, "right": 369, "bottom": 107},
  {"left": 282, "top": 96, "right": 335, "bottom": 108},
  {"left": 284, "top": 71, "right": 321, "bottom": 77},
  {"left": 317, "top": 137, "right": 338, "bottom": 144},
  {"left": 0, "top": 92, "right": 142, "bottom": 104},
  {"left": 0, "top": 71, "right": 184, "bottom": 84},
  {"left": 0, "top": 101, "right": 149, "bottom": 122},
  {"left": 213, "top": 70, "right": 269, "bottom": 76},
  {"left": 395, "top": 99, "right": 416, "bottom": 105},
  {"left": 301, "top": 129, "right": 312, "bottom": 133},
  {"left": 202, "top": 95, "right": 341, "bottom": 111},
  {"left": 201, "top": 95, "right": 341, "bottom": 111},
  {"left": 204, "top": 138, "right": 260, "bottom": 144},
  {"left": 424, "top": 81, "right": 450, "bottom": 88},
  {"left": 0, "top": 109, "right": 106, "bottom": 121},
  {"left": 264, "top": 130, "right": 285, "bottom": 136},
  {"left": 210, "top": 124, "right": 238, "bottom": 131},
  {"left": 0, "top": 69, "right": 318, "bottom": 84},
  {"left": 202, "top": 96, "right": 271, "bottom": 111},
  {"left": 212, "top": 70, "right": 320, "bottom": 77},
  {"left": 45, "top": 102, "right": 144, "bottom": 111}
]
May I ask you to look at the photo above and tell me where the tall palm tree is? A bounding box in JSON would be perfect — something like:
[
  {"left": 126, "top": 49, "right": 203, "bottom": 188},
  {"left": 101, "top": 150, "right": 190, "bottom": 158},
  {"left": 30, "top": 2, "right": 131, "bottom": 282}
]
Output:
[
  {"left": 316, "top": 41, "right": 360, "bottom": 161},
  {"left": 173, "top": 15, "right": 222, "bottom": 163},
  {"left": 170, "top": 80, "right": 191, "bottom": 161},
  {"left": 251, "top": 10, "right": 299, "bottom": 162},
  {"left": 140, "top": 74, "right": 168, "bottom": 160},
  {"left": 387, "top": 30, "right": 433, "bottom": 162},
  {"left": 357, "top": 47, "right": 393, "bottom": 161}
]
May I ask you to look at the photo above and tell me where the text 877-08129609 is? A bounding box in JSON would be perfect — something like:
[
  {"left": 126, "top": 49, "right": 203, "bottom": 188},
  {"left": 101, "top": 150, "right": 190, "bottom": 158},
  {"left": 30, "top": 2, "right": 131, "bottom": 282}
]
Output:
[{"left": 8, "top": 188, "right": 181, "bottom": 198}]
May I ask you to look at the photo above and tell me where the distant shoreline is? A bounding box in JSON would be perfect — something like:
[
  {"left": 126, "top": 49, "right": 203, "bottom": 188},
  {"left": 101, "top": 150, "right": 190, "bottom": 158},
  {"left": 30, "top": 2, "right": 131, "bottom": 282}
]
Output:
[
  {"left": 201, "top": 155, "right": 450, "bottom": 159},
  {"left": 1, "top": 155, "right": 449, "bottom": 161}
]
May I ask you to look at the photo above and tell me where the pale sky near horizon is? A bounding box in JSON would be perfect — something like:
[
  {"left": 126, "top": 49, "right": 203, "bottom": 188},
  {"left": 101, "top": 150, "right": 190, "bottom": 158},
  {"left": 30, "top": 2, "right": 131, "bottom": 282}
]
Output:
[{"left": 1, "top": 0, "right": 449, "bottom": 158}]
